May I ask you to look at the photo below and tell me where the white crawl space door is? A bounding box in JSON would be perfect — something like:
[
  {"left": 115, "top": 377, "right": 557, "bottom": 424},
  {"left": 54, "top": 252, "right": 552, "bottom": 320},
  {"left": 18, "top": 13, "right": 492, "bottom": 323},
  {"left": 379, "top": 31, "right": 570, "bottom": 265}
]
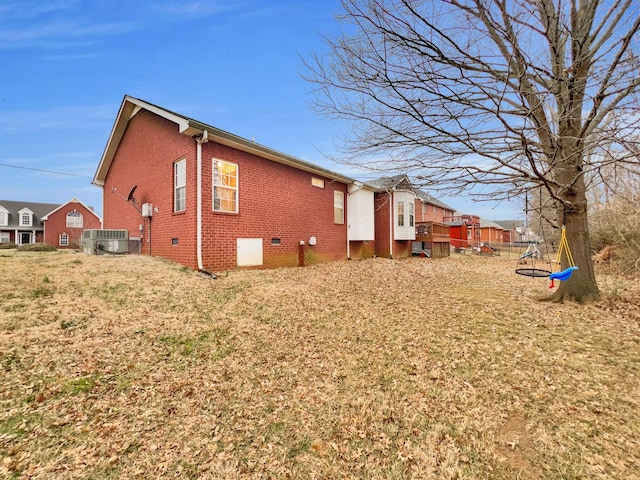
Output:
[{"left": 236, "top": 238, "right": 263, "bottom": 266}]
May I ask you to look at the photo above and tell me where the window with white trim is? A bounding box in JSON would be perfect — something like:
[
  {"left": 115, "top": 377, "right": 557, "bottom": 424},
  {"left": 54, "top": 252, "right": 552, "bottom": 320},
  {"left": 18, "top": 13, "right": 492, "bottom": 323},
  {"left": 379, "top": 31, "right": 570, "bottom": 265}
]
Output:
[
  {"left": 66, "top": 210, "right": 83, "bottom": 228},
  {"left": 398, "top": 201, "right": 405, "bottom": 227},
  {"left": 0, "top": 232, "right": 9, "bottom": 243},
  {"left": 20, "top": 211, "right": 32, "bottom": 227},
  {"left": 174, "top": 159, "right": 186, "bottom": 212},
  {"left": 59, "top": 233, "right": 69, "bottom": 246},
  {"left": 334, "top": 191, "right": 344, "bottom": 224},
  {"left": 0, "top": 207, "right": 7, "bottom": 226},
  {"left": 213, "top": 159, "right": 238, "bottom": 213},
  {"left": 409, "top": 202, "right": 414, "bottom": 227}
]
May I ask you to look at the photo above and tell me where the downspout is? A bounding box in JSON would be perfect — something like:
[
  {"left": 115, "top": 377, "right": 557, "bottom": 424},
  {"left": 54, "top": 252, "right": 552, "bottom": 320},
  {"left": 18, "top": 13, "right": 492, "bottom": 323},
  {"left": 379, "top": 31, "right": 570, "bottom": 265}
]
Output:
[
  {"left": 196, "top": 130, "right": 209, "bottom": 273},
  {"left": 389, "top": 190, "right": 394, "bottom": 259}
]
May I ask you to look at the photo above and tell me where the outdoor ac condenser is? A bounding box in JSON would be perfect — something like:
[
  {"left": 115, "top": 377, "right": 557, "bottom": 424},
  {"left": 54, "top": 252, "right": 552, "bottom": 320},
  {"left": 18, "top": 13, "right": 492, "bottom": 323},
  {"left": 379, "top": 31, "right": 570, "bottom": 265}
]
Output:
[{"left": 82, "top": 229, "right": 129, "bottom": 255}]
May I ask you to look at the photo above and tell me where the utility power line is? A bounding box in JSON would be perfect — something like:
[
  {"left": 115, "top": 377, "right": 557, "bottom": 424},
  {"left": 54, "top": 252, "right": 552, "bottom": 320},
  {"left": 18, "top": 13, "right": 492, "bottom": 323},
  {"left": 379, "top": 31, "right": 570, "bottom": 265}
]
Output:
[{"left": 0, "top": 162, "right": 92, "bottom": 179}]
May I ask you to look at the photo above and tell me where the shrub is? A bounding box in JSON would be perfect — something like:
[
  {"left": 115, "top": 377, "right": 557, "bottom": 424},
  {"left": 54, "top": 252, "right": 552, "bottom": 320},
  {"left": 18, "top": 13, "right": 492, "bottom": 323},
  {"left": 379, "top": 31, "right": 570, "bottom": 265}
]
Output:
[
  {"left": 16, "top": 243, "right": 57, "bottom": 252},
  {"left": 0, "top": 242, "right": 17, "bottom": 249},
  {"left": 590, "top": 198, "right": 640, "bottom": 275}
]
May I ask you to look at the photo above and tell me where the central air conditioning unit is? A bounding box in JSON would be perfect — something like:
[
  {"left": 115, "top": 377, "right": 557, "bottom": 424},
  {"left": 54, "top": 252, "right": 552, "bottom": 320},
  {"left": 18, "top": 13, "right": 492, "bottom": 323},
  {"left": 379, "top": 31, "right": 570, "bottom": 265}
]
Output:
[{"left": 82, "top": 229, "right": 129, "bottom": 255}]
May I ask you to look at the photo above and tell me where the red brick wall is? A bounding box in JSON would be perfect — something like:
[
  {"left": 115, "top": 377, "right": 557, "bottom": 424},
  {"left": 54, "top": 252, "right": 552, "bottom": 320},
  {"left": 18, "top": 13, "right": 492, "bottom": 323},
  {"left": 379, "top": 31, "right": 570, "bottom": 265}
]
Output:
[
  {"left": 348, "top": 240, "right": 376, "bottom": 260},
  {"left": 415, "top": 199, "right": 454, "bottom": 223},
  {"left": 103, "top": 110, "right": 198, "bottom": 267},
  {"left": 199, "top": 141, "right": 348, "bottom": 270},
  {"left": 374, "top": 192, "right": 413, "bottom": 259},
  {"left": 102, "top": 109, "right": 348, "bottom": 271},
  {"left": 44, "top": 201, "right": 101, "bottom": 248},
  {"left": 374, "top": 192, "right": 392, "bottom": 258},
  {"left": 480, "top": 228, "right": 503, "bottom": 244}
]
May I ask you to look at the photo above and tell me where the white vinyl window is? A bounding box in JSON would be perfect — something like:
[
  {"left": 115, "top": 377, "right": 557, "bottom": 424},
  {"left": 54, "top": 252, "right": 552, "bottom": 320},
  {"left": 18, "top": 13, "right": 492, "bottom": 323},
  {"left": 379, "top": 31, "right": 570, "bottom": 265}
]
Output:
[
  {"left": 213, "top": 159, "right": 238, "bottom": 213},
  {"left": 334, "top": 191, "right": 344, "bottom": 224},
  {"left": 409, "top": 202, "right": 414, "bottom": 227},
  {"left": 0, "top": 207, "right": 7, "bottom": 226},
  {"left": 59, "top": 233, "right": 69, "bottom": 246},
  {"left": 174, "top": 159, "right": 186, "bottom": 212},
  {"left": 398, "top": 201, "right": 405, "bottom": 227},
  {"left": 20, "top": 213, "right": 32, "bottom": 226},
  {"left": 66, "top": 210, "right": 83, "bottom": 228},
  {"left": 0, "top": 232, "right": 9, "bottom": 243}
]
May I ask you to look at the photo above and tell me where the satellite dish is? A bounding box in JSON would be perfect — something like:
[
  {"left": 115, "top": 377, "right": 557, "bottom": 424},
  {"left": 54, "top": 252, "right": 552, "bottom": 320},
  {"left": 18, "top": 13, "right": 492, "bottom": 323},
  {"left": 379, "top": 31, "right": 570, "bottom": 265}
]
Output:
[{"left": 126, "top": 185, "right": 138, "bottom": 202}]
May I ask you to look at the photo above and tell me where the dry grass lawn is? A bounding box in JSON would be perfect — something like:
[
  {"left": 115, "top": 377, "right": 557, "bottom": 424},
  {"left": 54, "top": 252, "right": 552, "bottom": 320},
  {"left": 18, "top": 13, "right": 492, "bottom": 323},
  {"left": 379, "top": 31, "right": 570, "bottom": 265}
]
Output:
[{"left": 1, "top": 250, "right": 639, "bottom": 479}]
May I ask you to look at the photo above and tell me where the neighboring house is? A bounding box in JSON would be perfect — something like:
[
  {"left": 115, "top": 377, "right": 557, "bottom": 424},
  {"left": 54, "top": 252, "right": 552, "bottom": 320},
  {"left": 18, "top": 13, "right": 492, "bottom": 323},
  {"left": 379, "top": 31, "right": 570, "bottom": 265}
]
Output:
[
  {"left": 93, "top": 96, "right": 363, "bottom": 272},
  {"left": 366, "top": 175, "right": 417, "bottom": 259},
  {"left": 413, "top": 189, "right": 454, "bottom": 258},
  {"left": 0, "top": 200, "right": 59, "bottom": 245},
  {"left": 479, "top": 218, "right": 504, "bottom": 245},
  {"left": 41, "top": 198, "right": 102, "bottom": 248},
  {"left": 493, "top": 220, "right": 521, "bottom": 244},
  {"left": 0, "top": 199, "right": 101, "bottom": 248},
  {"left": 414, "top": 189, "right": 455, "bottom": 223},
  {"left": 445, "top": 214, "right": 481, "bottom": 250}
]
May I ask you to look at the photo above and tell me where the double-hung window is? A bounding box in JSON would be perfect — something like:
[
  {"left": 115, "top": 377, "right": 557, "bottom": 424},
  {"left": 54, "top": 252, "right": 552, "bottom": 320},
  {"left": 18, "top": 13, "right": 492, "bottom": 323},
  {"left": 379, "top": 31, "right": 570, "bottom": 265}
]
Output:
[
  {"left": 213, "top": 159, "right": 238, "bottom": 213},
  {"left": 397, "top": 201, "right": 405, "bottom": 227},
  {"left": 59, "top": 234, "right": 69, "bottom": 246},
  {"left": 174, "top": 159, "right": 186, "bottom": 212},
  {"left": 334, "top": 191, "right": 344, "bottom": 224},
  {"left": 409, "top": 202, "right": 414, "bottom": 227}
]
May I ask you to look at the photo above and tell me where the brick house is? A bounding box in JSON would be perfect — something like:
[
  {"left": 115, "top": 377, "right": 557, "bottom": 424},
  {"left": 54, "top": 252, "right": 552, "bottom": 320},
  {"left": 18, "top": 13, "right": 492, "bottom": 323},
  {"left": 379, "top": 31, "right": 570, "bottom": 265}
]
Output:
[
  {"left": 41, "top": 198, "right": 102, "bottom": 248},
  {"left": 0, "top": 200, "right": 58, "bottom": 245},
  {"left": 93, "top": 96, "right": 365, "bottom": 272},
  {"left": 366, "top": 175, "right": 417, "bottom": 259},
  {"left": 413, "top": 189, "right": 454, "bottom": 258},
  {"left": 493, "top": 220, "right": 520, "bottom": 244},
  {"left": 0, "top": 199, "right": 100, "bottom": 247},
  {"left": 479, "top": 218, "right": 505, "bottom": 246},
  {"left": 414, "top": 189, "right": 455, "bottom": 223}
]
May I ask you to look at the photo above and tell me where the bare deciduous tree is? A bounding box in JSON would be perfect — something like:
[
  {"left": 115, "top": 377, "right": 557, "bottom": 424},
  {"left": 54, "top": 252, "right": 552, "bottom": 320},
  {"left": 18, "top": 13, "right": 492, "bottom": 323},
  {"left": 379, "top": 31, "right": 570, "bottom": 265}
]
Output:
[{"left": 305, "top": 0, "right": 640, "bottom": 303}]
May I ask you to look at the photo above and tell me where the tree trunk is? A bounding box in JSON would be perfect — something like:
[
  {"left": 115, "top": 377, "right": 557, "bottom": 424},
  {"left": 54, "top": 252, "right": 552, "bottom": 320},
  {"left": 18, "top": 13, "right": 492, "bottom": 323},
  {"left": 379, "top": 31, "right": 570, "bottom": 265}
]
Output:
[{"left": 547, "top": 174, "right": 600, "bottom": 303}]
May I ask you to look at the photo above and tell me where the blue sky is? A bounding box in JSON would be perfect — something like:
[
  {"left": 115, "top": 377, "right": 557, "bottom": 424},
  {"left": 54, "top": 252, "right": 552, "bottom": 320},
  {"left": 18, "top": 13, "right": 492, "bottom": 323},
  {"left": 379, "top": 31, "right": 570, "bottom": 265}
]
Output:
[{"left": 0, "top": 0, "right": 521, "bottom": 220}]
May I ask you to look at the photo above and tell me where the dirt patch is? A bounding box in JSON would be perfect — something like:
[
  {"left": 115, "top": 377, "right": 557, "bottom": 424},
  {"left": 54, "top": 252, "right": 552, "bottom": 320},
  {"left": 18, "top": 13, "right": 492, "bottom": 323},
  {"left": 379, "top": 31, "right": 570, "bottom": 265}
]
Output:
[{"left": 496, "top": 413, "right": 539, "bottom": 479}]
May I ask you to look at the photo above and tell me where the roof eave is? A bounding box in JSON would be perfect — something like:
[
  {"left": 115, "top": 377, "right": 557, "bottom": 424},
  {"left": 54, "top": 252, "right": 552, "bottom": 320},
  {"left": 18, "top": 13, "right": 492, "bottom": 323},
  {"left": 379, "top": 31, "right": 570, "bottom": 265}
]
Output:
[{"left": 93, "top": 96, "right": 354, "bottom": 187}]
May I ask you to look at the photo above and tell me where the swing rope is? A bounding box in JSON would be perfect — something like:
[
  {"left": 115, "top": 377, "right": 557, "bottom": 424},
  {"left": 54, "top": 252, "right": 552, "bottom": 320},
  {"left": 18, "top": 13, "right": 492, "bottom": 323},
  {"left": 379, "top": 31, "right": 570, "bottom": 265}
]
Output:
[
  {"left": 548, "top": 225, "right": 579, "bottom": 288},
  {"left": 515, "top": 190, "right": 552, "bottom": 278}
]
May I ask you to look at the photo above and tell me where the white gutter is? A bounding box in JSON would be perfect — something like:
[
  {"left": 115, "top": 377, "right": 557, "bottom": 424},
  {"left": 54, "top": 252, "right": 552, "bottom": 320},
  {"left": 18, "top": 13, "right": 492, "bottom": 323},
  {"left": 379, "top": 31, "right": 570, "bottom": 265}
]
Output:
[{"left": 196, "top": 130, "right": 209, "bottom": 272}]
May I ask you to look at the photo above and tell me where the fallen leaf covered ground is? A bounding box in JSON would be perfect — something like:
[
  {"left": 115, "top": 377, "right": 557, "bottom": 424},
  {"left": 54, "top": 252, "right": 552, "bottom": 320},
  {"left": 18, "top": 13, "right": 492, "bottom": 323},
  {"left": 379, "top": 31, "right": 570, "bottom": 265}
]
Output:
[{"left": 1, "top": 250, "right": 639, "bottom": 479}]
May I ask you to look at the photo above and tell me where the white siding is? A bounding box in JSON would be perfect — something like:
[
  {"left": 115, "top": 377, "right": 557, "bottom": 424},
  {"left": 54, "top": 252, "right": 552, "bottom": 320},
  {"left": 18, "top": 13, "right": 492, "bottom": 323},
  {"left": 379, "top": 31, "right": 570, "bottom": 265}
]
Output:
[
  {"left": 394, "top": 191, "right": 416, "bottom": 241},
  {"left": 347, "top": 188, "right": 375, "bottom": 241}
]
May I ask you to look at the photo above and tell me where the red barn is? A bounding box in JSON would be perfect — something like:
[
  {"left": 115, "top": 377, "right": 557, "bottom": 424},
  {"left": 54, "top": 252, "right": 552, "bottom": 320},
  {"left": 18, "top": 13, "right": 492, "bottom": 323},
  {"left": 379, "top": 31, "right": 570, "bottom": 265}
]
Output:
[{"left": 93, "top": 96, "right": 356, "bottom": 272}]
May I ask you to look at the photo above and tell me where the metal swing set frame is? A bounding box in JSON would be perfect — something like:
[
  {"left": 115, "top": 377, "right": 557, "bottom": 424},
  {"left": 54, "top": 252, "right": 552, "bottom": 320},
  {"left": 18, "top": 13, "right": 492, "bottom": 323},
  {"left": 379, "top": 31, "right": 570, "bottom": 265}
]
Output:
[{"left": 514, "top": 193, "right": 578, "bottom": 287}]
